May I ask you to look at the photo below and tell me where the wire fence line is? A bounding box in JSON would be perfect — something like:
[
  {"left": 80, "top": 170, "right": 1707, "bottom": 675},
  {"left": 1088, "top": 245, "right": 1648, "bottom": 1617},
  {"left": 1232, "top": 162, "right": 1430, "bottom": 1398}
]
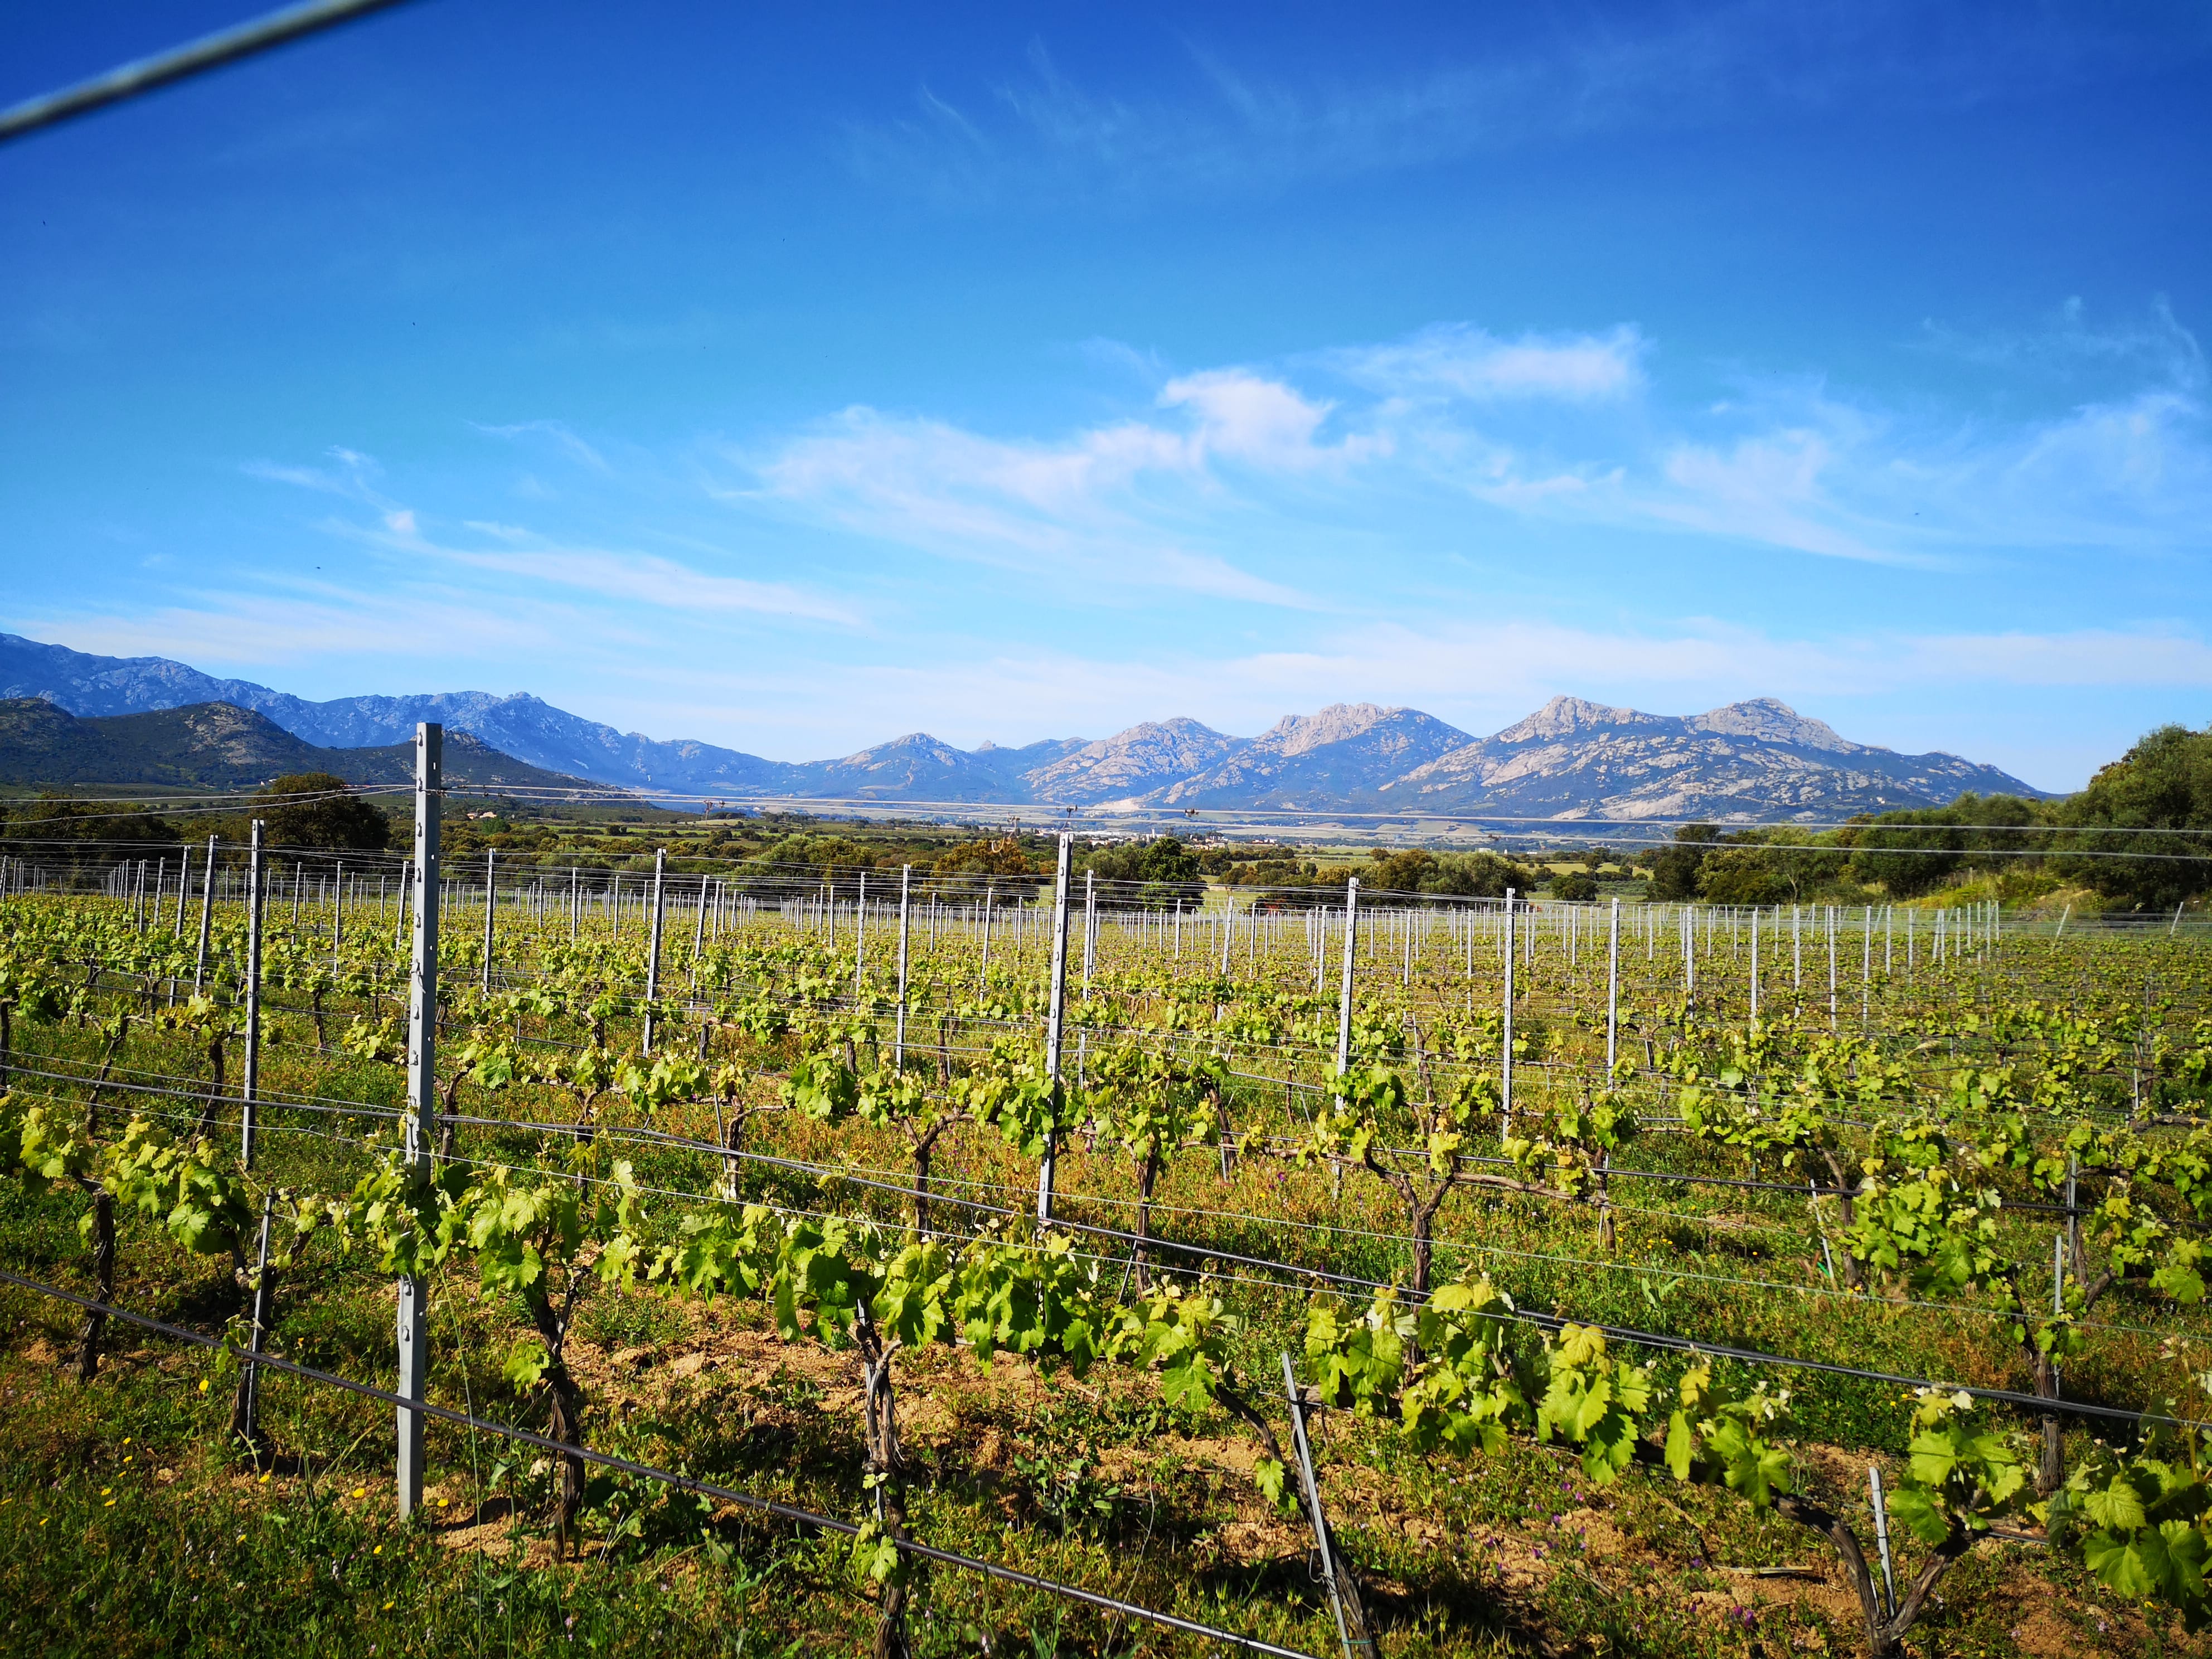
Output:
[
  {"left": 7, "top": 825, "right": 2206, "bottom": 1493},
  {"left": 8, "top": 1036, "right": 2203, "bottom": 1404},
  {"left": 0, "top": 1265, "right": 1323, "bottom": 1659}
]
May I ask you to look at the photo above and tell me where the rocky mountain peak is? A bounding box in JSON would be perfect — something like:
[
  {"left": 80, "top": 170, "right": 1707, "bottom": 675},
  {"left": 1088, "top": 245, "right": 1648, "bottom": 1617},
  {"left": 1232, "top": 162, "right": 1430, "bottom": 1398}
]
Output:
[
  {"left": 1687, "top": 698, "right": 1857, "bottom": 753},
  {"left": 1493, "top": 696, "right": 1657, "bottom": 744},
  {"left": 828, "top": 732, "right": 966, "bottom": 770},
  {"left": 1259, "top": 702, "right": 1398, "bottom": 757},
  {"left": 1021, "top": 717, "right": 1248, "bottom": 804}
]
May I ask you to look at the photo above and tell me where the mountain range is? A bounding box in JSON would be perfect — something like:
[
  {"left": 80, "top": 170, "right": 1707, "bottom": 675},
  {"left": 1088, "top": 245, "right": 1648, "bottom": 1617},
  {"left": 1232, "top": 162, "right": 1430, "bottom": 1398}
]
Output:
[
  {"left": 0, "top": 697, "right": 608, "bottom": 795},
  {"left": 0, "top": 632, "right": 2045, "bottom": 820}
]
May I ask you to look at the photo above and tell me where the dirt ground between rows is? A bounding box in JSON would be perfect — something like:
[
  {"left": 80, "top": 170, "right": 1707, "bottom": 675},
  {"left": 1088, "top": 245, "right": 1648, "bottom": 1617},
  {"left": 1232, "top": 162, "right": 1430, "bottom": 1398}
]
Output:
[{"left": 7, "top": 1301, "right": 2196, "bottom": 1657}]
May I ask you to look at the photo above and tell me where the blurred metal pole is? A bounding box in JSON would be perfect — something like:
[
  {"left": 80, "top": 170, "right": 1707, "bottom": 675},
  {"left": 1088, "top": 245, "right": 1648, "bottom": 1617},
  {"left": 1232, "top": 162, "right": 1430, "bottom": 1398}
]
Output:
[{"left": 0, "top": 0, "right": 417, "bottom": 145}]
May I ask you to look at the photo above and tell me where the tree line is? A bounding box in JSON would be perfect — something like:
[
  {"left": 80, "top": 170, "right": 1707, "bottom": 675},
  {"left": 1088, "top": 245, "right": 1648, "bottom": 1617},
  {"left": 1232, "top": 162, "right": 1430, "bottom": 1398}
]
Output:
[{"left": 1642, "top": 721, "right": 2212, "bottom": 910}]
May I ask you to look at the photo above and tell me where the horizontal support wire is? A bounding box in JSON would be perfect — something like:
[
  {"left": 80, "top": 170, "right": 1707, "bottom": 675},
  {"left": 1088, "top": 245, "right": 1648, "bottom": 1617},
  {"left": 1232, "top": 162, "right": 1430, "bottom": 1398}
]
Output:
[
  {"left": 0, "top": 1042, "right": 2130, "bottom": 1221},
  {"left": 0, "top": 1267, "right": 1321, "bottom": 1659},
  {"left": 8, "top": 882, "right": 2206, "bottom": 1447},
  {"left": 8, "top": 1054, "right": 2201, "bottom": 1389}
]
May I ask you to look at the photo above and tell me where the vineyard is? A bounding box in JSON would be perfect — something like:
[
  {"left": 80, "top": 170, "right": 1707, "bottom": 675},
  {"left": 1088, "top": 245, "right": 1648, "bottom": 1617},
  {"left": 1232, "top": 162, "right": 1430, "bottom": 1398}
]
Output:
[{"left": 4, "top": 765, "right": 2212, "bottom": 1659}]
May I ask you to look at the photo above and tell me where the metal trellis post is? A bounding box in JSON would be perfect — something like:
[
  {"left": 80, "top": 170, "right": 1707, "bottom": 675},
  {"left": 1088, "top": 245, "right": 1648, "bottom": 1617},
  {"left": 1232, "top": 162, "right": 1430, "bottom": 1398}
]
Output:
[
  {"left": 1085, "top": 871, "right": 1099, "bottom": 993},
  {"left": 481, "top": 847, "right": 495, "bottom": 993},
  {"left": 853, "top": 869, "right": 867, "bottom": 1003},
  {"left": 1605, "top": 898, "right": 1619, "bottom": 1076},
  {"left": 193, "top": 833, "right": 216, "bottom": 995},
  {"left": 894, "top": 865, "right": 911, "bottom": 1068},
  {"left": 1334, "top": 879, "right": 1361, "bottom": 1102},
  {"left": 398, "top": 722, "right": 442, "bottom": 1520},
  {"left": 643, "top": 847, "right": 666, "bottom": 1053},
  {"left": 240, "top": 820, "right": 265, "bottom": 1171},
  {"left": 1039, "top": 834, "right": 1074, "bottom": 1224},
  {"left": 1283, "top": 1351, "right": 1366, "bottom": 1659},
  {"left": 691, "top": 872, "right": 707, "bottom": 989},
  {"left": 1502, "top": 888, "right": 1516, "bottom": 1133},
  {"left": 1868, "top": 1464, "right": 1896, "bottom": 1621},
  {"left": 236, "top": 1192, "right": 274, "bottom": 1457}
]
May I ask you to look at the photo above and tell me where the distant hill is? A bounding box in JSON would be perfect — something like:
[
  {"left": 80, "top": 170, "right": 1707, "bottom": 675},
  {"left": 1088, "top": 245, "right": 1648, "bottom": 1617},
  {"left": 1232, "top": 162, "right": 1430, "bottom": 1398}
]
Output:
[
  {"left": 1153, "top": 704, "right": 1478, "bottom": 809},
  {"left": 0, "top": 633, "right": 784, "bottom": 793},
  {"left": 0, "top": 698, "right": 610, "bottom": 795},
  {"left": 1379, "top": 696, "right": 2036, "bottom": 821},
  {"left": 1025, "top": 717, "right": 1250, "bottom": 804},
  {"left": 0, "top": 633, "right": 2048, "bottom": 819}
]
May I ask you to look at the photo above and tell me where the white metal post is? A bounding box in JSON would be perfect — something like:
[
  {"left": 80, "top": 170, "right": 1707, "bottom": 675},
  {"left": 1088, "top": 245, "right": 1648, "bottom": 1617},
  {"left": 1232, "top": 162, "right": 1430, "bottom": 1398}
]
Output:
[
  {"left": 193, "top": 833, "right": 216, "bottom": 995},
  {"left": 1868, "top": 1464, "right": 1897, "bottom": 1620},
  {"left": 1862, "top": 904, "right": 1873, "bottom": 1026},
  {"left": 643, "top": 847, "right": 666, "bottom": 1053},
  {"left": 1750, "top": 906, "right": 1760, "bottom": 1023},
  {"left": 240, "top": 821, "right": 265, "bottom": 1171},
  {"left": 398, "top": 722, "right": 442, "bottom": 1520},
  {"left": 853, "top": 870, "right": 867, "bottom": 1002},
  {"left": 894, "top": 865, "right": 911, "bottom": 1067},
  {"left": 1333, "top": 879, "right": 1361, "bottom": 1097},
  {"left": 1502, "top": 889, "right": 1516, "bottom": 1133},
  {"left": 1283, "top": 1351, "right": 1359, "bottom": 1659},
  {"left": 1605, "top": 898, "right": 1619, "bottom": 1077},
  {"left": 978, "top": 880, "right": 994, "bottom": 993},
  {"left": 480, "top": 848, "right": 496, "bottom": 993},
  {"left": 1827, "top": 904, "right": 1838, "bottom": 1030},
  {"left": 1038, "top": 835, "right": 1074, "bottom": 1224},
  {"left": 1084, "top": 871, "right": 1099, "bottom": 993},
  {"left": 691, "top": 872, "right": 707, "bottom": 988}
]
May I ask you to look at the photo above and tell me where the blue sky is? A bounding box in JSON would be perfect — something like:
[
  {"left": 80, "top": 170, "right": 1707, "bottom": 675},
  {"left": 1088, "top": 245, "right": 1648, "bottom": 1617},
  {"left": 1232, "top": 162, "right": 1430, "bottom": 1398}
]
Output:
[{"left": 4, "top": 1, "right": 2209, "bottom": 790}]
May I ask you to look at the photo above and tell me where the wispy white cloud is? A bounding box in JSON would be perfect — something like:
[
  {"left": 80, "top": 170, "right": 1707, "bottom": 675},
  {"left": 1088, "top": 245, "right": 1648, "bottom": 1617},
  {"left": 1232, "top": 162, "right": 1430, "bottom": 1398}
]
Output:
[
  {"left": 246, "top": 447, "right": 864, "bottom": 629},
  {"left": 1333, "top": 324, "right": 1646, "bottom": 403},
  {"left": 1638, "top": 426, "right": 1922, "bottom": 566},
  {"left": 1890, "top": 627, "right": 2212, "bottom": 688},
  {"left": 471, "top": 419, "right": 610, "bottom": 473},
  {"left": 463, "top": 520, "right": 535, "bottom": 543},
  {"left": 741, "top": 400, "right": 1327, "bottom": 606},
  {"left": 845, "top": 11, "right": 2210, "bottom": 206},
  {"left": 1157, "top": 369, "right": 1383, "bottom": 468},
  {"left": 743, "top": 316, "right": 2212, "bottom": 575},
  {"left": 27, "top": 588, "right": 549, "bottom": 673},
  {"left": 1918, "top": 295, "right": 2206, "bottom": 389},
  {"left": 242, "top": 446, "right": 397, "bottom": 507},
  {"left": 437, "top": 546, "right": 863, "bottom": 628}
]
